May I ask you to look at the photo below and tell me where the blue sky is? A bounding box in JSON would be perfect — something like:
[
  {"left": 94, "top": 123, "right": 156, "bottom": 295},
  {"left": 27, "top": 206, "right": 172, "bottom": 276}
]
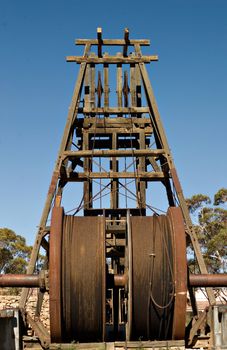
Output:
[{"left": 0, "top": 0, "right": 227, "bottom": 245}]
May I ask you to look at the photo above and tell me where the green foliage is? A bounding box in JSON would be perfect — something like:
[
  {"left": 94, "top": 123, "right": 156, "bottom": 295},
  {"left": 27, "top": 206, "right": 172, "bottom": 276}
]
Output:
[
  {"left": 186, "top": 189, "right": 227, "bottom": 273},
  {"left": 214, "top": 188, "right": 227, "bottom": 205},
  {"left": 186, "top": 194, "right": 211, "bottom": 213},
  {"left": 0, "top": 228, "right": 32, "bottom": 274}
]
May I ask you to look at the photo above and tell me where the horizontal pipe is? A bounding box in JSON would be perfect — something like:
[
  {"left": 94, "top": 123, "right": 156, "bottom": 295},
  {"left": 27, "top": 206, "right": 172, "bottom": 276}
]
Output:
[
  {"left": 189, "top": 274, "right": 227, "bottom": 287},
  {"left": 0, "top": 274, "right": 40, "bottom": 287},
  {"left": 1, "top": 273, "right": 226, "bottom": 288}
]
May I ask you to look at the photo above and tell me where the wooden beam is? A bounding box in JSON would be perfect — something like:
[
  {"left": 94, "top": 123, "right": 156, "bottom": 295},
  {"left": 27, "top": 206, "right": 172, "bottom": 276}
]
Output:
[
  {"left": 63, "top": 149, "right": 164, "bottom": 158},
  {"left": 66, "top": 171, "right": 165, "bottom": 181},
  {"left": 80, "top": 127, "right": 152, "bottom": 134},
  {"left": 50, "top": 340, "right": 185, "bottom": 349},
  {"left": 75, "top": 39, "right": 150, "bottom": 46},
  {"left": 78, "top": 107, "right": 149, "bottom": 114},
  {"left": 67, "top": 55, "right": 158, "bottom": 64},
  {"left": 80, "top": 116, "right": 152, "bottom": 126},
  {"left": 83, "top": 43, "right": 91, "bottom": 57}
]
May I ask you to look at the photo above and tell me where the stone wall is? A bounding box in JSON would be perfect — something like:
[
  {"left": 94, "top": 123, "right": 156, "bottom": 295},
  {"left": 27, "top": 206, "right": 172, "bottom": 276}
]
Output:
[{"left": 0, "top": 289, "right": 50, "bottom": 330}]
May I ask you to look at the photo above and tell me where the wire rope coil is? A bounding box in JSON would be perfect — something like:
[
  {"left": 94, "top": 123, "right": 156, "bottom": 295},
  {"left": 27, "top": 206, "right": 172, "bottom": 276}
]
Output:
[
  {"left": 128, "top": 207, "right": 187, "bottom": 341},
  {"left": 50, "top": 211, "right": 106, "bottom": 343}
]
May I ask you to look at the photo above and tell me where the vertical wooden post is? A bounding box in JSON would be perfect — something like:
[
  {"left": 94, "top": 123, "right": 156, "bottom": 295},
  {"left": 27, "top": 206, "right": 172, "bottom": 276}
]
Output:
[
  {"left": 138, "top": 131, "right": 146, "bottom": 208},
  {"left": 110, "top": 133, "right": 119, "bottom": 209},
  {"left": 84, "top": 64, "right": 90, "bottom": 109},
  {"left": 90, "top": 63, "right": 96, "bottom": 109},
  {"left": 83, "top": 132, "right": 92, "bottom": 209},
  {"left": 135, "top": 64, "right": 142, "bottom": 107},
  {"left": 130, "top": 63, "right": 136, "bottom": 107},
  {"left": 104, "top": 64, "right": 109, "bottom": 108},
  {"left": 117, "top": 62, "right": 122, "bottom": 117}
]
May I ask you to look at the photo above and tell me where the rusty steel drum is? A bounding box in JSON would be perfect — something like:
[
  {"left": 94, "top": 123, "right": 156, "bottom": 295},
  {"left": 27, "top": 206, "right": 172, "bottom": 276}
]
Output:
[
  {"left": 128, "top": 207, "right": 187, "bottom": 341},
  {"left": 49, "top": 209, "right": 106, "bottom": 343},
  {"left": 50, "top": 206, "right": 186, "bottom": 343}
]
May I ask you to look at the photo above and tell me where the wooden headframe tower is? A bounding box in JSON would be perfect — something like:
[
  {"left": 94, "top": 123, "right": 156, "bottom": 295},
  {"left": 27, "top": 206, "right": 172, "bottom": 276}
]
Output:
[{"left": 20, "top": 27, "right": 215, "bottom": 315}]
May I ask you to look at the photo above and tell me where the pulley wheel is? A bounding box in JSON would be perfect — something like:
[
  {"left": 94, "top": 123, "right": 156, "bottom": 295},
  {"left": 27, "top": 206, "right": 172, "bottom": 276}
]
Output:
[
  {"left": 49, "top": 208, "right": 106, "bottom": 342},
  {"left": 128, "top": 207, "right": 187, "bottom": 341}
]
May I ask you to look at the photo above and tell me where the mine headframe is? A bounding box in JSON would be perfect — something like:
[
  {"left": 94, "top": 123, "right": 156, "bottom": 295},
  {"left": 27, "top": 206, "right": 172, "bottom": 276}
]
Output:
[{"left": 1, "top": 29, "right": 227, "bottom": 350}]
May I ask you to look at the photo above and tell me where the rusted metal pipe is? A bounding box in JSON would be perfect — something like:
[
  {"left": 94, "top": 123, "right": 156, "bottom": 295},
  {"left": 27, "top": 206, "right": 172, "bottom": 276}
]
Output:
[
  {"left": 114, "top": 273, "right": 128, "bottom": 287},
  {"left": 189, "top": 274, "right": 227, "bottom": 287},
  {"left": 107, "top": 273, "right": 128, "bottom": 288},
  {"left": 0, "top": 274, "right": 40, "bottom": 287},
  {"left": 1, "top": 273, "right": 226, "bottom": 289}
]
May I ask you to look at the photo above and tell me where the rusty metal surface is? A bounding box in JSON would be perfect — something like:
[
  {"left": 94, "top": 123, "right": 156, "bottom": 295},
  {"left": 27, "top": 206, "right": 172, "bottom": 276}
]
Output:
[
  {"left": 130, "top": 215, "right": 175, "bottom": 341},
  {"left": 49, "top": 206, "right": 64, "bottom": 342},
  {"left": 61, "top": 215, "right": 106, "bottom": 342},
  {"left": 189, "top": 274, "right": 227, "bottom": 287},
  {"left": 167, "top": 207, "right": 187, "bottom": 340},
  {"left": 114, "top": 274, "right": 128, "bottom": 287},
  {"left": 129, "top": 210, "right": 187, "bottom": 341},
  {"left": 0, "top": 274, "right": 40, "bottom": 287}
]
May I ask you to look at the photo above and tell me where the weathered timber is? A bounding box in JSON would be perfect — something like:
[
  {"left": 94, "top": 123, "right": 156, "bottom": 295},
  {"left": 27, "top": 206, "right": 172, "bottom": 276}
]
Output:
[
  {"left": 67, "top": 55, "right": 158, "bottom": 63},
  {"left": 75, "top": 39, "right": 150, "bottom": 46},
  {"left": 66, "top": 171, "right": 165, "bottom": 181},
  {"left": 78, "top": 107, "right": 149, "bottom": 114},
  {"left": 77, "top": 117, "right": 152, "bottom": 132},
  {"left": 111, "top": 133, "right": 118, "bottom": 209},
  {"left": 63, "top": 149, "right": 164, "bottom": 158},
  {"left": 50, "top": 340, "right": 185, "bottom": 349},
  {"left": 104, "top": 64, "right": 109, "bottom": 107},
  {"left": 117, "top": 63, "right": 123, "bottom": 110},
  {"left": 123, "top": 28, "right": 129, "bottom": 57}
]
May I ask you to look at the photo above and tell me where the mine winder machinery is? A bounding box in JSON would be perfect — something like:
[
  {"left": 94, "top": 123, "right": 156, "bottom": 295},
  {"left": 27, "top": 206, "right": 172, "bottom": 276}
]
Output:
[{"left": 0, "top": 29, "right": 227, "bottom": 350}]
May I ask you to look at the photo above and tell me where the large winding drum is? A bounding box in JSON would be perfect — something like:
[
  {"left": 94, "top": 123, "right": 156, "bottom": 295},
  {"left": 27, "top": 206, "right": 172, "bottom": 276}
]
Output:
[{"left": 49, "top": 207, "right": 187, "bottom": 342}]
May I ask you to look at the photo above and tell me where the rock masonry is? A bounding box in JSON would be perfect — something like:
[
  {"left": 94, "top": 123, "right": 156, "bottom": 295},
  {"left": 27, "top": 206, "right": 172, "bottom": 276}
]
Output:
[{"left": 0, "top": 288, "right": 50, "bottom": 330}]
